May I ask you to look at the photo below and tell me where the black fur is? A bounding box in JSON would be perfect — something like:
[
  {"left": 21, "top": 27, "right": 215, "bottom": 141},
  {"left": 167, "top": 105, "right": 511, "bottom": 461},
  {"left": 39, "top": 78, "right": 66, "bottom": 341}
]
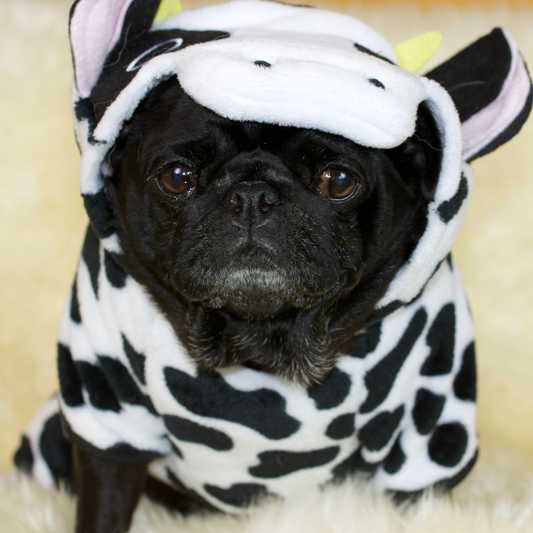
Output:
[{"left": 103, "top": 77, "right": 442, "bottom": 387}]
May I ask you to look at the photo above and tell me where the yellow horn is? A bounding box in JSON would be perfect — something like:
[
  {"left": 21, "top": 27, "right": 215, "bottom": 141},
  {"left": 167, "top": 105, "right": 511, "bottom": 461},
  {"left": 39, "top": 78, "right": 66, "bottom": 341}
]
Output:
[
  {"left": 394, "top": 31, "right": 443, "bottom": 73},
  {"left": 153, "top": 0, "right": 183, "bottom": 24}
]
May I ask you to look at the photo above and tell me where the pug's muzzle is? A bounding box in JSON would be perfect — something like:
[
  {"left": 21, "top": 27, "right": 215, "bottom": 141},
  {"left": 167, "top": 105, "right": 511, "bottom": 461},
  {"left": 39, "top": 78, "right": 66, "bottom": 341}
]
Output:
[{"left": 168, "top": 149, "right": 360, "bottom": 319}]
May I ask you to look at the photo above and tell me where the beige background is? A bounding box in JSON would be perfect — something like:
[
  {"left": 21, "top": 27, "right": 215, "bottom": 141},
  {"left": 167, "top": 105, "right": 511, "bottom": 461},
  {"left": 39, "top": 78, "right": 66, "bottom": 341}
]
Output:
[{"left": 0, "top": 0, "right": 532, "bottom": 476}]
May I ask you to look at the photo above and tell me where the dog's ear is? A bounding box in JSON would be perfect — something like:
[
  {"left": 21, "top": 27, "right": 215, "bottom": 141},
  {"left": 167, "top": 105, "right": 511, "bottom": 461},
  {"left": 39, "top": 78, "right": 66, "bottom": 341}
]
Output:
[
  {"left": 69, "top": 0, "right": 180, "bottom": 97},
  {"left": 425, "top": 28, "right": 532, "bottom": 162}
]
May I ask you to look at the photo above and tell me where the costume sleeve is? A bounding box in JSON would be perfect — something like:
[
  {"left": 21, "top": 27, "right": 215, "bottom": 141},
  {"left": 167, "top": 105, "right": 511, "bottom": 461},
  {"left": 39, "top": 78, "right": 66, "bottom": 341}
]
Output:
[{"left": 57, "top": 227, "right": 170, "bottom": 464}]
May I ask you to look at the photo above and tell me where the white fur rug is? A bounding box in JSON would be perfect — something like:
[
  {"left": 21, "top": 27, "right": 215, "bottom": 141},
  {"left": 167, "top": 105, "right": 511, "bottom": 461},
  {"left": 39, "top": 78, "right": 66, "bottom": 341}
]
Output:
[
  {"left": 1, "top": 456, "right": 533, "bottom": 533},
  {"left": 1, "top": 0, "right": 533, "bottom": 531}
]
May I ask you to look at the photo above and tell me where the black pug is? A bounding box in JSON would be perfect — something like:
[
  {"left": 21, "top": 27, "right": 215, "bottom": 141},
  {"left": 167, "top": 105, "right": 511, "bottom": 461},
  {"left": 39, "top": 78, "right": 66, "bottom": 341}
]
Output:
[
  {"left": 70, "top": 76, "right": 441, "bottom": 533},
  {"left": 106, "top": 77, "right": 441, "bottom": 386}
]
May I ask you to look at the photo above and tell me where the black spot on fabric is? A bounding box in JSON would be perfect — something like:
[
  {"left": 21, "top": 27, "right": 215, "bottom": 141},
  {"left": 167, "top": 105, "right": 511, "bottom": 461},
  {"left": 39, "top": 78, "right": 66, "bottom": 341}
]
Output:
[
  {"left": 368, "top": 78, "right": 385, "bottom": 89},
  {"left": 82, "top": 193, "right": 115, "bottom": 239},
  {"left": 75, "top": 361, "right": 121, "bottom": 412},
  {"left": 164, "top": 368, "right": 300, "bottom": 439},
  {"left": 106, "top": 442, "right": 162, "bottom": 464},
  {"left": 90, "top": 30, "right": 230, "bottom": 123},
  {"left": 81, "top": 225, "right": 101, "bottom": 295},
  {"left": 307, "top": 368, "right": 351, "bottom": 410},
  {"left": 69, "top": 280, "right": 81, "bottom": 324},
  {"left": 421, "top": 303, "right": 456, "bottom": 376},
  {"left": 454, "top": 342, "right": 477, "bottom": 401},
  {"left": 254, "top": 60, "right": 271, "bottom": 68},
  {"left": 144, "top": 475, "right": 214, "bottom": 515},
  {"left": 164, "top": 415, "right": 233, "bottom": 451},
  {"left": 354, "top": 43, "right": 394, "bottom": 64},
  {"left": 60, "top": 414, "right": 162, "bottom": 465},
  {"left": 97, "top": 356, "right": 143, "bottom": 404},
  {"left": 437, "top": 174, "right": 468, "bottom": 223},
  {"left": 468, "top": 87, "right": 532, "bottom": 161},
  {"left": 249, "top": 447, "right": 340, "bottom": 479},
  {"left": 104, "top": 251, "right": 127, "bottom": 288},
  {"left": 57, "top": 343, "right": 84, "bottom": 407},
  {"left": 40, "top": 413, "right": 72, "bottom": 486},
  {"left": 348, "top": 322, "right": 381, "bottom": 358},
  {"left": 428, "top": 423, "right": 468, "bottom": 467},
  {"left": 87, "top": 134, "right": 106, "bottom": 146},
  {"left": 384, "top": 438, "right": 406, "bottom": 474},
  {"left": 166, "top": 468, "right": 219, "bottom": 513},
  {"left": 360, "top": 308, "right": 427, "bottom": 414},
  {"left": 74, "top": 97, "right": 96, "bottom": 135},
  {"left": 98, "top": 356, "right": 156, "bottom": 415},
  {"left": 13, "top": 436, "right": 33, "bottom": 474},
  {"left": 326, "top": 413, "right": 355, "bottom": 440},
  {"left": 412, "top": 388, "right": 446, "bottom": 435},
  {"left": 122, "top": 335, "right": 146, "bottom": 385},
  {"left": 169, "top": 439, "right": 183, "bottom": 459},
  {"left": 434, "top": 449, "right": 478, "bottom": 492},
  {"left": 204, "top": 483, "right": 274, "bottom": 508},
  {"left": 330, "top": 448, "right": 377, "bottom": 480},
  {"left": 370, "top": 300, "right": 403, "bottom": 321},
  {"left": 358, "top": 405, "right": 405, "bottom": 451}
]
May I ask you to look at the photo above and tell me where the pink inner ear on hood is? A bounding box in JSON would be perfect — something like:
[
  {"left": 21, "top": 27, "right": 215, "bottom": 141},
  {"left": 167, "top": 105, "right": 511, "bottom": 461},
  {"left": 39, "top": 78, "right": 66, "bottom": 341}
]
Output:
[
  {"left": 70, "top": 0, "right": 135, "bottom": 97},
  {"left": 461, "top": 29, "right": 531, "bottom": 161}
]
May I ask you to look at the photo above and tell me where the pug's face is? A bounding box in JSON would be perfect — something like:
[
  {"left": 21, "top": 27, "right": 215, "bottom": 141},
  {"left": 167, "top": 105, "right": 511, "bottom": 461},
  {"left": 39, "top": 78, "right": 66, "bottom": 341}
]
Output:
[{"left": 105, "top": 77, "right": 441, "bottom": 385}]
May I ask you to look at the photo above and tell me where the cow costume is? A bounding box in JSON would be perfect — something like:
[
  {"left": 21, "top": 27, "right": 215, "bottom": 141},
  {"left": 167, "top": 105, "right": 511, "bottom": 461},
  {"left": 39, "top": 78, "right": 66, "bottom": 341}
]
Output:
[{"left": 14, "top": 0, "right": 532, "bottom": 512}]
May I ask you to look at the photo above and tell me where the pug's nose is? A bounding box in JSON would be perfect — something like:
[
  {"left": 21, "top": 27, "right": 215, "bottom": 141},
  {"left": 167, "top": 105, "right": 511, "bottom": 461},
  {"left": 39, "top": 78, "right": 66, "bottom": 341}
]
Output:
[{"left": 225, "top": 181, "right": 281, "bottom": 222}]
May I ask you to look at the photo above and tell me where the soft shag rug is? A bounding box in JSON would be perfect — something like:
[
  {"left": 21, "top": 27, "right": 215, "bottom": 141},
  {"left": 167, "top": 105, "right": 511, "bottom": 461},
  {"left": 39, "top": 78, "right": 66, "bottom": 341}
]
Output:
[
  {"left": 1, "top": 0, "right": 532, "bottom": 531},
  {"left": 1, "top": 456, "right": 533, "bottom": 533}
]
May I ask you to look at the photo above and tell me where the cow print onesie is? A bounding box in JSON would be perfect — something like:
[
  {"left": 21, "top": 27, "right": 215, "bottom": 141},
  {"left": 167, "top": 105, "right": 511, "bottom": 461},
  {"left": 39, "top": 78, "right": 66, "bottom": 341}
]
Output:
[{"left": 14, "top": 0, "right": 532, "bottom": 513}]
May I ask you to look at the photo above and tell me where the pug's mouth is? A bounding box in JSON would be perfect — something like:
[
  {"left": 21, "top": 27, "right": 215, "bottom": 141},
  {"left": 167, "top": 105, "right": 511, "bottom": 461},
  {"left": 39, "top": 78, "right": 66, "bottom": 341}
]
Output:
[
  {"left": 201, "top": 268, "right": 316, "bottom": 318},
  {"left": 177, "top": 241, "right": 343, "bottom": 319}
]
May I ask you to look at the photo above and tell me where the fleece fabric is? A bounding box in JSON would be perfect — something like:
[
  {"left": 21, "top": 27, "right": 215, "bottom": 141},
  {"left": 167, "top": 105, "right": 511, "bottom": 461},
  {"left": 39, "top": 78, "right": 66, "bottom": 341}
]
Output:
[{"left": 11, "top": 0, "right": 532, "bottom": 515}]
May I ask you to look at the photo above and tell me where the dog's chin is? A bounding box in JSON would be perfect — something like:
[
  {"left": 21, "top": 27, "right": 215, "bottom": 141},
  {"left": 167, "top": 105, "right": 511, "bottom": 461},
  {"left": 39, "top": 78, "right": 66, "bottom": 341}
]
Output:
[
  {"left": 201, "top": 269, "right": 293, "bottom": 318},
  {"left": 200, "top": 268, "right": 327, "bottom": 319},
  {"left": 177, "top": 266, "right": 351, "bottom": 386}
]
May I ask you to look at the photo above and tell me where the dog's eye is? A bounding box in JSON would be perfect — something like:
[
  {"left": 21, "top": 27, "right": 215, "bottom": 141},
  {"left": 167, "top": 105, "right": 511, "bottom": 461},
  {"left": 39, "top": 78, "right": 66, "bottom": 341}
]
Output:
[
  {"left": 160, "top": 165, "right": 197, "bottom": 195},
  {"left": 317, "top": 170, "right": 358, "bottom": 200}
]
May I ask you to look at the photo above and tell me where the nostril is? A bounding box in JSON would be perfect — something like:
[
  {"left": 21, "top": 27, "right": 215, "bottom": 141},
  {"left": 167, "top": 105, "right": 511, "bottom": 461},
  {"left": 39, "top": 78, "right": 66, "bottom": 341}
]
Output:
[
  {"left": 227, "top": 194, "right": 243, "bottom": 213},
  {"left": 259, "top": 191, "right": 278, "bottom": 212},
  {"left": 260, "top": 196, "right": 272, "bottom": 213}
]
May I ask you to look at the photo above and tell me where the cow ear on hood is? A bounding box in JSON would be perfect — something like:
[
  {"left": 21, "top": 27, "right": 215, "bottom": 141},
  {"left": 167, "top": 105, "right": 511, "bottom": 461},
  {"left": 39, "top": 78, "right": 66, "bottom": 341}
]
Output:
[
  {"left": 69, "top": 0, "right": 169, "bottom": 98},
  {"left": 425, "top": 28, "right": 532, "bottom": 162}
]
